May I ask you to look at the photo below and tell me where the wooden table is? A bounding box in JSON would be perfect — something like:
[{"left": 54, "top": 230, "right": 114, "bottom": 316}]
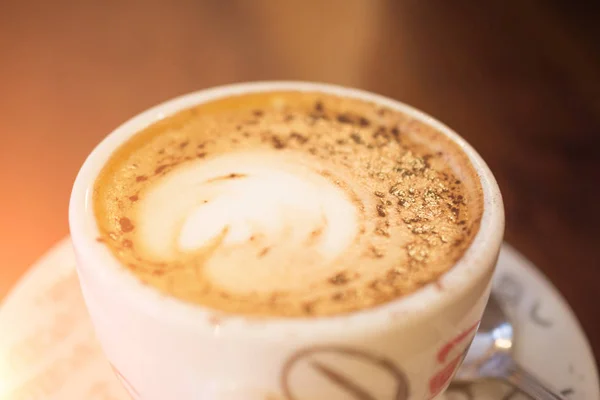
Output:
[{"left": 1, "top": 1, "right": 598, "bottom": 361}]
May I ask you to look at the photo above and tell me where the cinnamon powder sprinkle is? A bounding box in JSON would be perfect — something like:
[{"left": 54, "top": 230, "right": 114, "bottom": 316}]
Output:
[
  {"left": 329, "top": 272, "right": 349, "bottom": 285},
  {"left": 118, "top": 217, "right": 134, "bottom": 233}
]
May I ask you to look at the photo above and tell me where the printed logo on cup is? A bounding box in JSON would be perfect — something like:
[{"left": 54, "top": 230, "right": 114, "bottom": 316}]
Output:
[
  {"left": 428, "top": 321, "right": 480, "bottom": 398},
  {"left": 281, "top": 346, "right": 410, "bottom": 400}
]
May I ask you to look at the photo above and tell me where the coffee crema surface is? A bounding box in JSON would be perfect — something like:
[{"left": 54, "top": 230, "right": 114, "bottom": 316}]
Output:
[{"left": 93, "top": 91, "right": 483, "bottom": 317}]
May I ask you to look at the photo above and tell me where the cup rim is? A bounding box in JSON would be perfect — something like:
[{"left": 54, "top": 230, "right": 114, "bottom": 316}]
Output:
[{"left": 69, "top": 81, "right": 504, "bottom": 340}]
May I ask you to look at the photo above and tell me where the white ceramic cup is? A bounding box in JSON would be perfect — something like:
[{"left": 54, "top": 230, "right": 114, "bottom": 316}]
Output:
[{"left": 69, "top": 82, "right": 504, "bottom": 400}]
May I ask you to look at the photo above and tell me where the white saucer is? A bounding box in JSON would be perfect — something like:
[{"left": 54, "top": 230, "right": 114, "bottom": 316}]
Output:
[{"left": 0, "top": 238, "right": 597, "bottom": 400}]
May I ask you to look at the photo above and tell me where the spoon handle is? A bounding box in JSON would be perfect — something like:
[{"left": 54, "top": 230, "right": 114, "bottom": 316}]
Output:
[{"left": 501, "top": 356, "right": 568, "bottom": 400}]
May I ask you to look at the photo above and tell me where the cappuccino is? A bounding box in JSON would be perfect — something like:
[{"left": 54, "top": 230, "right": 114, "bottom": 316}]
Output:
[{"left": 93, "top": 91, "right": 483, "bottom": 317}]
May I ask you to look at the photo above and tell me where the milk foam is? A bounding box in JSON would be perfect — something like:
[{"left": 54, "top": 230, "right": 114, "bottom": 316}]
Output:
[
  {"left": 93, "top": 90, "right": 484, "bottom": 317},
  {"left": 136, "top": 151, "right": 361, "bottom": 293}
]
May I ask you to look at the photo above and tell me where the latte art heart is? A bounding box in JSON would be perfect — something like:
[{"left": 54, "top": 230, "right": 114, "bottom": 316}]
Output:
[{"left": 94, "top": 91, "right": 483, "bottom": 317}]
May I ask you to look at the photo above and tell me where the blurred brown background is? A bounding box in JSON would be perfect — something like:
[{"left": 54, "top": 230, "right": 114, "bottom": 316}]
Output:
[{"left": 0, "top": 1, "right": 598, "bottom": 360}]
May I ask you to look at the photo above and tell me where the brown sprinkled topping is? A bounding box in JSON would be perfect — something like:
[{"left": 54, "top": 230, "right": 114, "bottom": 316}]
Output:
[
  {"left": 332, "top": 292, "right": 345, "bottom": 301},
  {"left": 369, "top": 280, "right": 381, "bottom": 290},
  {"left": 370, "top": 245, "right": 384, "bottom": 258},
  {"left": 375, "top": 227, "right": 390, "bottom": 237},
  {"left": 118, "top": 217, "right": 134, "bottom": 233},
  {"left": 376, "top": 204, "right": 387, "bottom": 217},
  {"left": 372, "top": 126, "right": 389, "bottom": 140},
  {"left": 389, "top": 184, "right": 402, "bottom": 196},
  {"left": 135, "top": 175, "right": 147, "bottom": 182},
  {"left": 127, "top": 262, "right": 138, "bottom": 270},
  {"left": 374, "top": 191, "right": 385, "bottom": 198},
  {"left": 207, "top": 173, "right": 247, "bottom": 182},
  {"left": 219, "top": 291, "right": 231, "bottom": 299},
  {"left": 268, "top": 292, "right": 280, "bottom": 305},
  {"left": 258, "top": 247, "right": 270, "bottom": 257},
  {"left": 309, "top": 227, "right": 323, "bottom": 239},
  {"left": 155, "top": 164, "right": 171, "bottom": 174},
  {"left": 336, "top": 113, "right": 353, "bottom": 124},
  {"left": 407, "top": 241, "right": 429, "bottom": 263},
  {"left": 272, "top": 135, "right": 286, "bottom": 149},
  {"left": 290, "top": 131, "right": 309, "bottom": 144},
  {"left": 303, "top": 302, "right": 315, "bottom": 314},
  {"left": 385, "top": 269, "right": 399, "bottom": 283},
  {"left": 329, "top": 272, "right": 349, "bottom": 285},
  {"left": 350, "top": 133, "right": 362, "bottom": 144}
]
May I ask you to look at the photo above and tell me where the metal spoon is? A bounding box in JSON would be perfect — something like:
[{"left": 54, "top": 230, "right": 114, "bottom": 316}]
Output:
[{"left": 454, "top": 295, "right": 567, "bottom": 399}]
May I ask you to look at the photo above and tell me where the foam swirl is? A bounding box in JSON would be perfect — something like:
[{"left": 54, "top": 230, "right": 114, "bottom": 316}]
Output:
[{"left": 135, "top": 151, "right": 361, "bottom": 294}]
